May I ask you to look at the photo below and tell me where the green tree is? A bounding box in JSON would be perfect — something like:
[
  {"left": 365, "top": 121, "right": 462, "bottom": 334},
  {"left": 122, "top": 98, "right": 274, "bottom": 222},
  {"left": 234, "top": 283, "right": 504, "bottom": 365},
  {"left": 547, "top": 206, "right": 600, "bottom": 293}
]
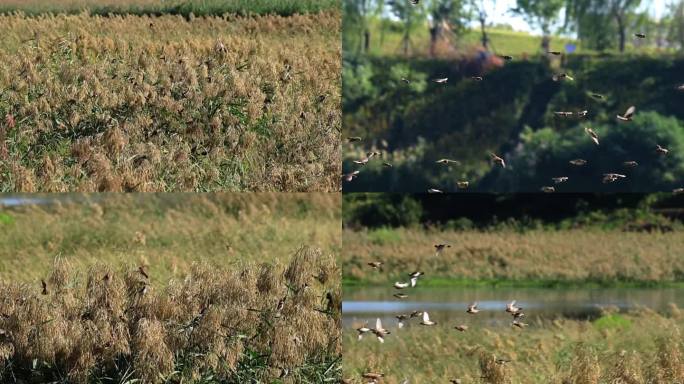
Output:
[
  {"left": 565, "top": 0, "right": 641, "bottom": 52},
  {"left": 427, "top": 0, "right": 473, "bottom": 57},
  {"left": 388, "top": 0, "right": 428, "bottom": 56},
  {"left": 512, "top": 0, "right": 564, "bottom": 51},
  {"left": 668, "top": 0, "right": 684, "bottom": 51}
]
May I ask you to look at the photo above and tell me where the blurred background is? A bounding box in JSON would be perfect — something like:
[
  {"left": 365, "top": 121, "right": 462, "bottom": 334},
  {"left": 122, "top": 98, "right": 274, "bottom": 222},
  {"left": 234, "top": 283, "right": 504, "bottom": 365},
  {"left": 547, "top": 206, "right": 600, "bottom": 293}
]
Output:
[{"left": 343, "top": 0, "right": 684, "bottom": 192}]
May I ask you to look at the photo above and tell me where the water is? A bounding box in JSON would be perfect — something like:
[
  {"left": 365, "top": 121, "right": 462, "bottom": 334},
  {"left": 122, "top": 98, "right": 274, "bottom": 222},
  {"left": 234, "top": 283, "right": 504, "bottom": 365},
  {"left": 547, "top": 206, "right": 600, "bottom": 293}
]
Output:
[{"left": 343, "top": 286, "right": 684, "bottom": 328}]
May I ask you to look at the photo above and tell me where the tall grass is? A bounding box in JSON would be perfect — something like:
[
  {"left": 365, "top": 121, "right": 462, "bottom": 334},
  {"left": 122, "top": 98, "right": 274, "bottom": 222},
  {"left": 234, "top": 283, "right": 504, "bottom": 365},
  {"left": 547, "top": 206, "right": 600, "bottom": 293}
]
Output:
[
  {"left": 343, "top": 308, "right": 684, "bottom": 383},
  {"left": 0, "top": 194, "right": 341, "bottom": 282},
  {"left": 0, "top": 11, "right": 340, "bottom": 192},
  {"left": 0, "top": 0, "right": 340, "bottom": 17},
  {"left": 342, "top": 227, "right": 684, "bottom": 285},
  {"left": 0, "top": 246, "right": 341, "bottom": 383}
]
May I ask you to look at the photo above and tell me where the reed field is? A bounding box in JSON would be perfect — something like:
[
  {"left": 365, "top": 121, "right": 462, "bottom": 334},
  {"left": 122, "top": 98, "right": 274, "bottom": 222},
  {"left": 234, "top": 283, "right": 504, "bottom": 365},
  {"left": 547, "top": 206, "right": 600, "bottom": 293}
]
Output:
[
  {"left": 343, "top": 307, "right": 684, "bottom": 383},
  {"left": 0, "top": 0, "right": 340, "bottom": 17},
  {"left": 0, "top": 193, "right": 340, "bottom": 282},
  {"left": 0, "top": 10, "right": 340, "bottom": 192},
  {"left": 342, "top": 227, "right": 684, "bottom": 286},
  {"left": 0, "top": 246, "right": 341, "bottom": 383}
]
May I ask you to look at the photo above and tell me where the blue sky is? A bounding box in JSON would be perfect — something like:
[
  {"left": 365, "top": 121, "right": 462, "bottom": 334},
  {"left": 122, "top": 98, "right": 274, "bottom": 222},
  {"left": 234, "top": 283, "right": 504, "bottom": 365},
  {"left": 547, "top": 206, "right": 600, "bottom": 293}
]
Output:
[{"left": 478, "top": 0, "right": 668, "bottom": 35}]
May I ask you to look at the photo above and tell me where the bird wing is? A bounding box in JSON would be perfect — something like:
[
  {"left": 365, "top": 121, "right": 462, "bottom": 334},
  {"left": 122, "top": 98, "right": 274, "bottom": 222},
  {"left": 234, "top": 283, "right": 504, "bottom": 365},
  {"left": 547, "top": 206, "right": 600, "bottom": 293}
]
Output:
[
  {"left": 624, "top": 105, "right": 635, "bottom": 118},
  {"left": 410, "top": 277, "right": 417, "bottom": 287},
  {"left": 376, "top": 318, "right": 382, "bottom": 330},
  {"left": 423, "top": 312, "right": 430, "bottom": 322}
]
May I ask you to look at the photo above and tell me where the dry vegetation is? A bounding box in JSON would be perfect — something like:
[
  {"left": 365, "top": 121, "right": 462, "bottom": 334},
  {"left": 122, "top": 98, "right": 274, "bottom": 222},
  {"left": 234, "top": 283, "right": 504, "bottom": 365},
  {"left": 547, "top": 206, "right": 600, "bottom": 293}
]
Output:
[
  {"left": 0, "top": 247, "right": 341, "bottom": 383},
  {"left": 0, "top": 11, "right": 340, "bottom": 192},
  {"left": 342, "top": 227, "right": 684, "bottom": 285},
  {"left": 343, "top": 307, "right": 684, "bottom": 383},
  {"left": 0, "top": 193, "right": 340, "bottom": 282}
]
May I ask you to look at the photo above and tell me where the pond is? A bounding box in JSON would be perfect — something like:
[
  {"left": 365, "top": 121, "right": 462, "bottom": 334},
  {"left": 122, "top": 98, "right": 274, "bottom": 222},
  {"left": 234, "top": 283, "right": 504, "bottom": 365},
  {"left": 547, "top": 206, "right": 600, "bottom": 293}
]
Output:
[{"left": 343, "top": 285, "right": 684, "bottom": 328}]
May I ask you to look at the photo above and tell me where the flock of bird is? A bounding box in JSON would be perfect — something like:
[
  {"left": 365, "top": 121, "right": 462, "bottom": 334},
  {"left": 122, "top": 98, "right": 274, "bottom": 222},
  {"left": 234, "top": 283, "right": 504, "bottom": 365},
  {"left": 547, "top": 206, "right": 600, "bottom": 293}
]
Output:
[
  {"left": 348, "top": 244, "right": 526, "bottom": 384},
  {"left": 342, "top": 23, "right": 684, "bottom": 194}
]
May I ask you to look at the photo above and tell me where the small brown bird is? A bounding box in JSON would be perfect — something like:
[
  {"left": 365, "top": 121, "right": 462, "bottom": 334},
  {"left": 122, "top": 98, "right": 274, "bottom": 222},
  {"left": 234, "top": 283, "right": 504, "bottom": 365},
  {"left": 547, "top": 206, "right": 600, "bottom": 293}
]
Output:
[
  {"left": 617, "top": 105, "right": 636, "bottom": 121},
  {"left": 138, "top": 266, "right": 149, "bottom": 279},
  {"left": 434, "top": 244, "right": 451, "bottom": 255},
  {"left": 41, "top": 279, "right": 47, "bottom": 295},
  {"left": 428, "top": 188, "right": 444, "bottom": 194},
  {"left": 541, "top": 186, "right": 555, "bottom": 193},
  {"left": 436, "top": 158, "right": 460, "bottom": 165},
  {"left": 420, "top": 311, "right": 436, "bottom": 326},
  {"left": 342, "top": 171, "right": 360, "bottom": 182},
  {"left": 433, "top": 78, "right": 448, "bottom": 84},
  {"left": 569, "top": 159, "right": 587, "bottom": 166},
  {"left": 347, "top": 136, "right": 362, "bottom": 143},
  {"left": 603, "top": 173, "right": 627, "bottom": 183},
  {"left": 490, "top": 153, "right": 505, "bottom": 168},
  {"left": 457, "top": 181, "right": 469, "bottom": 189},
  {"left": 552, "top": 73, "right": 574, "bottom": 81},
  {"left": 623, "top": 161, "right": 638, "bottom": 168},
  {"left": 552, "top": 177, "right": 569, "bottom": 184},
  {"left": 656, "top": 145, "right": 669, "bottom": 155},
  {"left": 585, "top": 126, "right": 599, "bottom": 145},
  {"left": 368, "top": 262, "right": 383, "bottom": 269},
  {"left": 635, "top": 33, "right": 646, "bottom": 38},
  {"left": 467, "top": 302, "right": 479, "bottom": 314}
]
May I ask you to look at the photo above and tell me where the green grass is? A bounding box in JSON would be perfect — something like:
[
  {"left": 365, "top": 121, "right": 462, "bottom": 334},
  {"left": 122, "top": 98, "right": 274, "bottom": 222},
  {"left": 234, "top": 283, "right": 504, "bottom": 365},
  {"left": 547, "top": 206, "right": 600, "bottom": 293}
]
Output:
[{"left": 0, "top": 0, "right": 340, "bottom": 17}]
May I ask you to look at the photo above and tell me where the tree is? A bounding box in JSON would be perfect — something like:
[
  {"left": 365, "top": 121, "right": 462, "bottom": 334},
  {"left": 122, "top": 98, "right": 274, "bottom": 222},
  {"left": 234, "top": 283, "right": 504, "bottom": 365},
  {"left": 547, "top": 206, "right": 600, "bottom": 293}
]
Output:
[
  {"left": 610, "top": 0, "right": 641, "bottom": 52},
  {"left": 512, "top": 0, "right": 564, "bottom": 51},
  {"left": 427, "top": 0, "right": 472, "bottom": 57},
  {"left": 668, "top": 0, "right": 684, "bottom": 50},
  {"left": 564, "top": 0, "right": 641, "bottom": 52},
  {"left": 475, "top": 0, "right": 492, "bottom": 49},
  {"left": 388, "top": 0, "right": 427, "bottom": 56}
]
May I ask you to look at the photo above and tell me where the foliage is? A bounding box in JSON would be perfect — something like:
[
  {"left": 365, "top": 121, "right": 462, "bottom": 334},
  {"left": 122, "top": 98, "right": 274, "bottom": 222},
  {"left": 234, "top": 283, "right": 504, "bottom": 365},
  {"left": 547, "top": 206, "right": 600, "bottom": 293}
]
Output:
[
  {"left": 0, "top": 11, "right": 340, "bottom": 192},
  {"left": 512, "top": 0, "right": 564, "bottom": 36}
]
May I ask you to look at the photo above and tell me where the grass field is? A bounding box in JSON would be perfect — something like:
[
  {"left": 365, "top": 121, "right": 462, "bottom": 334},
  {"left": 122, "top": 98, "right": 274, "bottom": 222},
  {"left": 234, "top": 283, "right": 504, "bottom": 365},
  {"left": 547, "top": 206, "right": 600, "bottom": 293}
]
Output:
[
  {"left": 342, "top": 227, "right": 684, "bottom": 286},
  {"left": 0, "top": 11, "right": 340, "bottom": 192},
  {"left": 0, "top": 0, "right": 340, "bottom": 17},
  {"left": 0, "top": 194, "right": 340, "bottom": 282},
  {"left": 343, "top": 308, "right": 683, "bottom": 383}
]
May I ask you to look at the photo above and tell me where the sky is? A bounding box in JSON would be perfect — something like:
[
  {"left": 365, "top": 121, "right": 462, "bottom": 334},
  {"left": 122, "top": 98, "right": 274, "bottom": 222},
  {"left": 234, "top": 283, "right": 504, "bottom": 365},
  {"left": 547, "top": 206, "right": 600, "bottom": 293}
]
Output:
[{"left": 470, "top": 0, "right": 668, "bottom": 35}]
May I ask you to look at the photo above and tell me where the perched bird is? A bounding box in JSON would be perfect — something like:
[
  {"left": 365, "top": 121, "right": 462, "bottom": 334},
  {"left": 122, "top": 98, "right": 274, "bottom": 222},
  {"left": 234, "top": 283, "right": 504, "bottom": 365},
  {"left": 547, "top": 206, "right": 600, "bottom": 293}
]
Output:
[
  {"left": 569, "top": 159, "right": 587, "bottom": 166},
  {"left": 342, "top": 171, "right": 360, "bottom": 182},
  {"left": 41, "top": 279, "right": 47, "bottom": 295},
  {"left": 490, "top": 153, "right": 506, "bottom": 168},
  {"left": 656, "top": 145, "right": 669, "bottom": 155},
  {"left": 368, "top": 262, "right": 383, "bottom": 270},
  {"left": 394, "top": 293, "right": 408, "bottom": 299},
  {"left": 457, "top": 181, "right": 469, "bottom": 189},
  {"left": 506, "top": 300, "right": 521, "bottom": 314},
  {"left": 432, "top": 78, "right": 448, "bottom": 84},
  {"left": 138, "top": 266, "right": 149, "bottom": 279},
  {"left": 635, "top": 33, "right": 646, "bottom": 38},
  {"left": 617, "top": 105, "right": 636, "bottom": 121},
  {"left": 623, "top": 161, "right": 638, "bottom": 168},
  {"left": 603, "top": 173, "right": 627, "bottom": 183},
  {"left": 584, "top": 127, "right": 599, "bottom": 145},
  {"left": 454, "top": 324, "right": 468, "bottom": 332},
  {"left": 541, "top": 186, "right": 555, "bottom": 193},
  {"left": 552, "top": 177, "right": 569, "bottom": 184},
  {"left": 427, "top": 188, "right": 444, "bottom": 193},
  {"left": 467, "top": 302, "right": 480, "bottom": 314},
  {"left": 420, "top": 311, "right": 436, "bottom": 326},
  {"left": 347, "top": 136, "right": 362, "bottom": 143},
  {"left": 396, "top": 314, "right": 409, "bottom": 328},
  {"left": 436, "top": 158, "right": 460, "bottom": 165},
  {"left": 356, "top": 323, "right": 371, "bottom": 340},
  {"left": 434, "top": 244, "right": 451, "bottom": 255}
]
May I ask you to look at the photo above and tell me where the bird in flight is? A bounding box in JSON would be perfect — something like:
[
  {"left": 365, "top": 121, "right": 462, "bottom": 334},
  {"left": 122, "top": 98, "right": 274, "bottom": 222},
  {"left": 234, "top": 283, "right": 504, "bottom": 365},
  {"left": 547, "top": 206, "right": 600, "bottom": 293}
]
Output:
[
  {"left": 457, "top": 181, "right": 469, "bottom": 189},
  {"left": 635, "top": 33, "right": 646, "bottom": 38},
  {"left": 427, "top": 188, "right": 444, "bottom": 194},
  {"left": 617, "top": 105, "right": 636, "bottom": 121},
  {"left": 490, "top": 153, "right": 505, "bottom": 168},
  {"left": 569, "top": 159, "right": 587, "bottom": 166},
  {"left": 368, "top": 261, "right": 383, "bottom": 270},
  {"left": 584, "top": 127, "right": 599, "bottom": 145},
  {"left": 552, "top": 177, "right": 568, "bottom": 184},
  {"left": 656, "top": 145, "right": 669, "bottom": 155},
  {"left": 347, "top": 136, "right": 362, "bottom": 143},
  {"left": 432, "top": 78, "right": 448, "bottom": 84},
  {"left": 420, "top": 311, "right": 436, "bottom": 326},
  {"left": 603, "top": 173, "right": 627, "bottom": 183},
  {"left": 541, "top": 186, "right": 555, "bottom": 193},
  {"left": 467, "top": 302, "right": 480, "bottom": 314},
  {"left": 342, "top": 171, "right": 360, "bottom": 182},
  {"left": 623, "top": 161, "right": 638, "bottom": 168},
  {"left": 436, "top": 158, "right": 459, "bottom": 165},
  {"left": 434, "top": 244, "right": 451, "bottom": 255}
]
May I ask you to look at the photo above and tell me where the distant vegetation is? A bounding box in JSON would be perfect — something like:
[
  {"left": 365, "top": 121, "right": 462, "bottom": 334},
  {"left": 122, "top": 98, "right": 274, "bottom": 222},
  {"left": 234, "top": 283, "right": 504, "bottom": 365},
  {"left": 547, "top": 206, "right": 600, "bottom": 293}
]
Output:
[
  {"left": 343, "top": 307, "right": 684, "bottom": 383},
  {"left": 0, "top": 0, "right": 340, "bottom": 17},
  {"left": 0, "top": 11, "right": 340, "bottom": 192},
  {"left": 0, "top": 247, "right": 341, "bottom": 383},
  {"left": 0, "top": 194, "right": 340, "bottom": 282}
]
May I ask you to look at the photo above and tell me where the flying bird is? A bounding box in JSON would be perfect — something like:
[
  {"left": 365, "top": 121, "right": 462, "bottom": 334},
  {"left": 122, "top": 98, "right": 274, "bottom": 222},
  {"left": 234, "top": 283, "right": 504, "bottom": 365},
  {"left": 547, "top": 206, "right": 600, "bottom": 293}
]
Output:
[
  {"left": 396, "top": 314, "right": 409, "bottom": 328},
  {"left": 490, "top": 153, "right": 505, "bottom": 168},
  {"left": 420, "top": 311, "right": 436, "bottom": 326},
  {"left": 434, "top": 244, "right": 451, "bottom": 255},
  {"left": 356, "top": 323, "right": 371, "bottom": 340},
  {"left": 589, "top": 92, "right": 605, "bottom": 99},
  {"left": 552, "top": 177, "right": 569, "bottom": 184},
  {"left": 432, "top": 78, "right": 448, "bottom": 84},
  {"left": 471, "top": 76, "right": 483, "bottom": 81},
  {"left": 552, "top": 73, "right": 574, "bottom": 81},
  {"left": 393, "top": 293, "right": 408, "bottom": 299},
  {"left": 368, "top": 262, "right": 383, "bottom": 269},
  {"left": 342, "top": 171, "right": 360, "bottom": 182},
  {"left": 436, "top": 159, "right": 460, "bottom": 165},
  {"left": 382, "top": 162, "right": 393, "bottom": 168},
  {"left": 569, "top": 159, "right": 587, "bottom": 166},
  {"left": 457, "top": 181, "right": 469, "bottom": 189},
  {"left": 541, "top": 186, "right": 555, "bottom": 193},
  {"left": 408, "top": 271, "right": 424, "bottom": 278},
  {"left": 371, "top": 318, "right": 390, "bottom": 342},
  {"left": 427, "top": 188, "right": 444, "bottom": 194},
  {"left": 603, "top": 173, "right": 627, "bottom": 183},
  {"left": 548, "top": 51, "right": 561, "bottom": 55},
  {"left": 623, "top": 161, "right": 638, "bottom": 168},
  {"left": 656, "top": 145, "right": 669, "bottom": 155},
  {"left": 617, "top": 105, "right": 636, "bottom": 121},
  {"left": 138, "top": 266, "right": 149, "bottom": 279},
  {"left": 506, "top": 300, "right": 521, "bottom": 314},
  {"left": 467, "top": 302, "right": 480, "bottom": 314},
  {"left": 584, "top": 127, "right": 599, "bottom": 145},
  {"left": 500, "top": 55, "right": 513, "bottom": 61},
  {"left": 635, "top": 33, "right": 646, "bottom": 38},
  {"left": 347, "top": 137, "right": 362, "bottom": 143}
]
